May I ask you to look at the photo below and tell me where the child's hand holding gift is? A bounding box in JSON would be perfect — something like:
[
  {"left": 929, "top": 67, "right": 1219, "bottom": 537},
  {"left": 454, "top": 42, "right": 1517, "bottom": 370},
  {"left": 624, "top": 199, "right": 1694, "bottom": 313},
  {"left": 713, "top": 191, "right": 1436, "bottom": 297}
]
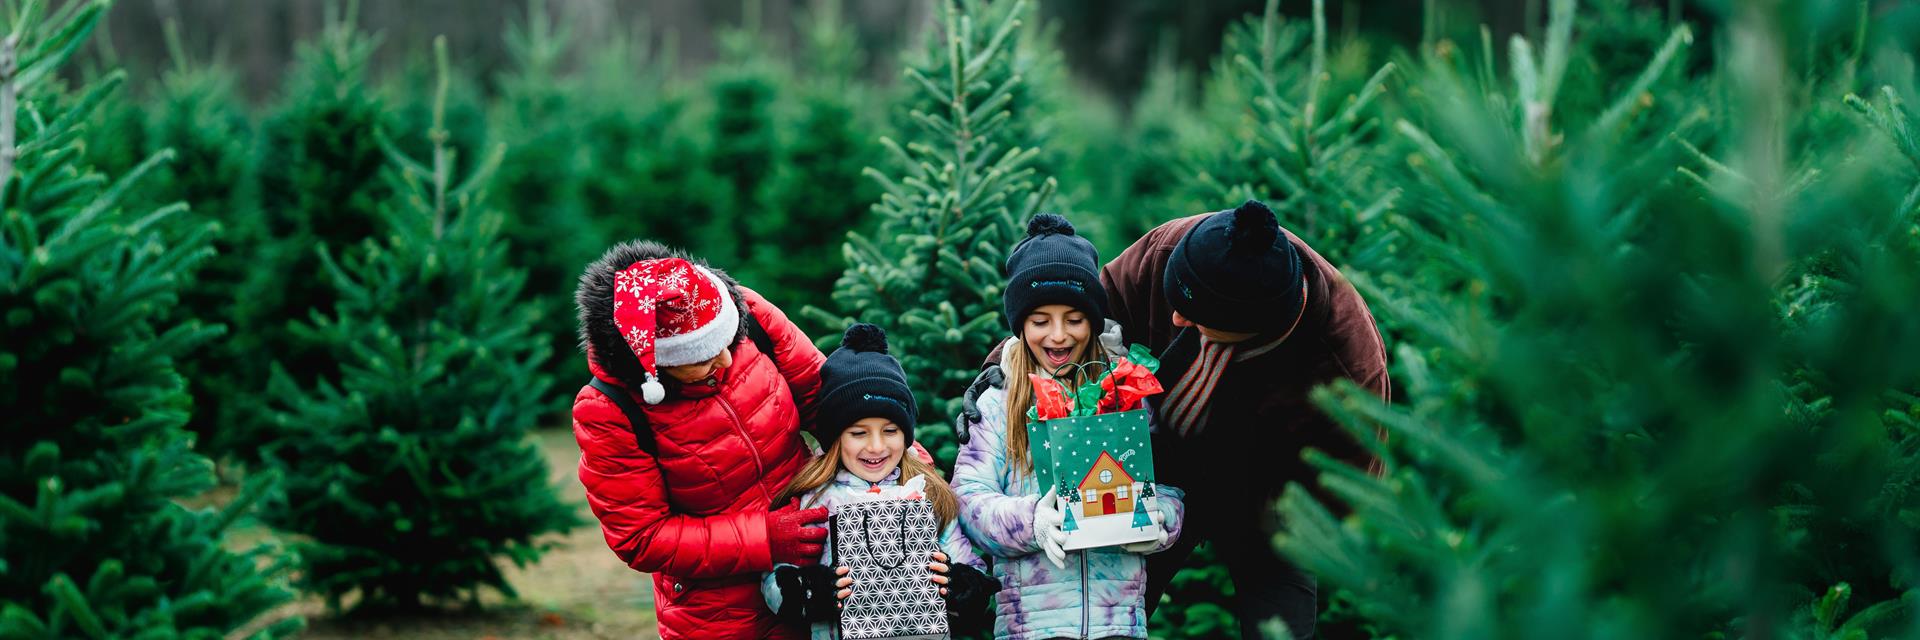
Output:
[
  {"left": 1119, "top": 497, "right": 1169, "bottom": 553},
  {"left": 1033, "top": 487, "right": 1069, "bottom": 569}
]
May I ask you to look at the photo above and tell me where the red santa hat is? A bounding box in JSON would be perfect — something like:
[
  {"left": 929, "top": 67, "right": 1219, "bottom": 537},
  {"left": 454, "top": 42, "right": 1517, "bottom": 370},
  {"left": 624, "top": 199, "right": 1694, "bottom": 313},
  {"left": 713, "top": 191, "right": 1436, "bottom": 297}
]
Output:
[{"left": 611, "top": 257, "right": 740, "bottom": 404}]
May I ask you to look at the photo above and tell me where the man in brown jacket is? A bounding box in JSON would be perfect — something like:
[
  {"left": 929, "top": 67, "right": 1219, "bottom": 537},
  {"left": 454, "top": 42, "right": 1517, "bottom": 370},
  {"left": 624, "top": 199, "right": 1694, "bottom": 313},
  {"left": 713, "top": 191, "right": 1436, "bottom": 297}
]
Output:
[{"left": 1105, "top": 200, "right": 1388, "bottom": 639}]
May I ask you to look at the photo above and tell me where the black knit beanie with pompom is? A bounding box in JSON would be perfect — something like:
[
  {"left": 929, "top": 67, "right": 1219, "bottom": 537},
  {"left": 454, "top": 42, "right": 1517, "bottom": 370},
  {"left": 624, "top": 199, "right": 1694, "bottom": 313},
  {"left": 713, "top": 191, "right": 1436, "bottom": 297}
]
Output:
[
  {"left": 814, "top": 323, "right": 918, "bottom": 444},
  {"left": 1002, "top": 213, "right": 1109, "bottom": 332},
  {"left": 1163, "top": 200, "right": 1304, "bottom": 334}
]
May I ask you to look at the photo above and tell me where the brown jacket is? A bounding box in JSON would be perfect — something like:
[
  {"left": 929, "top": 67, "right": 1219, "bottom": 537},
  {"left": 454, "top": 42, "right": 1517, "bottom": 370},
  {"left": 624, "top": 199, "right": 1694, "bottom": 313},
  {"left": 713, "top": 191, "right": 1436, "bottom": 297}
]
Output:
[{"left": 1101, "top": 213, "right": 1388, "bottom": 530}]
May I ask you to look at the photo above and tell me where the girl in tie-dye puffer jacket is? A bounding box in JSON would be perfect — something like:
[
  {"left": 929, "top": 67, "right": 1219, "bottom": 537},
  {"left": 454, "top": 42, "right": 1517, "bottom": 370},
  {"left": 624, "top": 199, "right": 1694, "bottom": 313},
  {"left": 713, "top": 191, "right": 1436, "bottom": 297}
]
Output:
[{"left": 954, "top": 214, "right": 1186, "bottom": 640}]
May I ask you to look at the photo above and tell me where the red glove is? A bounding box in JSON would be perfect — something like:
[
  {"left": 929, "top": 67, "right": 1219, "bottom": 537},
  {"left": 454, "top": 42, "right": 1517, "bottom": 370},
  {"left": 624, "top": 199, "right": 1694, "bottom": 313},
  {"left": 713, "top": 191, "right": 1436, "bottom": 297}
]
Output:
[{"left": 768, "top": 502, "right": 830, "bottom": 567}]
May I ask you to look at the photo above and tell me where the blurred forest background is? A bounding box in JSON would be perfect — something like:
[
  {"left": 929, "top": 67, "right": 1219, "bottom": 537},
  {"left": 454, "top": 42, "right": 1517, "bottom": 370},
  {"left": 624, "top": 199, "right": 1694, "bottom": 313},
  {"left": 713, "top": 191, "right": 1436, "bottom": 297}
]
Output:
[
  {"left": 7, "top": 0, "right": 1920, "bottom": 638},
  {"left": 90, "top": 0, "right": 1445, "bottom": 102}
]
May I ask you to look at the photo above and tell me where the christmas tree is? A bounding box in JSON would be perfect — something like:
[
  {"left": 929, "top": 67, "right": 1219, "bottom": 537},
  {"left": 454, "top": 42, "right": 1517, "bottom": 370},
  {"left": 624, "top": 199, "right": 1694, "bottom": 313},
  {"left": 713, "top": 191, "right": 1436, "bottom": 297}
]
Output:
[
  {"left": 574, "top": 22, "right": 726, "bottom": 255},
  {"left": 754, "top": 0, "right": 886, "bottom": 320},
  {"left": 1131, "top": 491, "right": 1152, "bottom": 528},
  {"left": 0, "top": 1, "right": 296, "bottom": 636},
  {"left": 245, "top": 3, "right": 392, "bottom": 397},
  {"left": 75, "top": 59, "right": 146, "bottom": 183},
  {"left": 1267, "top": 0, "right": 1920, "bottom": 637},
  {"left": 385, "top": 50, "right": 487, "bottom": 187},
  {"left": 1079, "top": 36, "right": 1209, "bottom": 252},
  {"left": 1186, "top": 0, "right": 1398, "bottom": 273},
  {"left": 141, "top": 25, "right": 264, "bottom": 464},
  {"left": 806, "top": 0, "right": 1058, "bottom": 468},
  {"left": 702, "top": 0, "right": 784, "bottom": 270},
  {"left": 259, "top": 39, "right": 579, "bottom": 611},
  {"left": 488, "top": 0, "right": 605, "bottom": 419}
]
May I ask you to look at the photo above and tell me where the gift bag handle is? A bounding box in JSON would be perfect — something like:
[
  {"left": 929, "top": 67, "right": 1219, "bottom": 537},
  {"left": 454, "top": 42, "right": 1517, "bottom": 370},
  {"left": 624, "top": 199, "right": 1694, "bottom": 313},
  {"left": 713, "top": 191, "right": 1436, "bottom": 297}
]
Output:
[
  {"left": 1043, "top": 358, "right": 1111, "bottom": 382},
  {"left": 855, "top": 506, "right": 912, "bottom": 569}
]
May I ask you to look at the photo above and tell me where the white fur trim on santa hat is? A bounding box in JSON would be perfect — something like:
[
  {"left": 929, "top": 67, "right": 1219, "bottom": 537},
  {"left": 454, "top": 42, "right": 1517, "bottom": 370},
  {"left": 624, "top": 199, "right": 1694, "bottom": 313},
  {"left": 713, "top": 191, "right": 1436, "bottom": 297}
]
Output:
[{"left": 651, "top": 266, "right": 741, "bottom": 368}]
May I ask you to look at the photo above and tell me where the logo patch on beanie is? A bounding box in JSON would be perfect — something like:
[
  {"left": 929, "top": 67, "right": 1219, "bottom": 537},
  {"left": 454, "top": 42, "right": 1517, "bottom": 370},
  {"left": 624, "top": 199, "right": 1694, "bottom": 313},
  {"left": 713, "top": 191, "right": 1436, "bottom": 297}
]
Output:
[
  {"left": 862, "top": 393, "right": 911, "bottom": 413},
  {"left": 1171, "top": 274, "right": 1193, "bottom": 301},
  {"left": 1030, "top": 279, "right": 1086, "bottom": 292}
]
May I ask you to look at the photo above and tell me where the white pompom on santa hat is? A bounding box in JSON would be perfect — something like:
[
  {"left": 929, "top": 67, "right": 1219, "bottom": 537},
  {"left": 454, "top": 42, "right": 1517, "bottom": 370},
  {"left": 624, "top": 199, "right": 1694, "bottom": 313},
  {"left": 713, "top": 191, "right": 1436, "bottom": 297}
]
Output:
[{"left": 610, "top": 257, "right": 740, "bottom": 404}]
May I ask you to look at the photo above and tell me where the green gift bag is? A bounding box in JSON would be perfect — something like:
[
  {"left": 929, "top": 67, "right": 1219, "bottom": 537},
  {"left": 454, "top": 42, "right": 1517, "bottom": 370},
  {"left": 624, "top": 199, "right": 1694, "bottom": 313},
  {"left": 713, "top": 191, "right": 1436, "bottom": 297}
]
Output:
[{"left": 1028, "top": 408, "right": 1160, "bottom": 551}]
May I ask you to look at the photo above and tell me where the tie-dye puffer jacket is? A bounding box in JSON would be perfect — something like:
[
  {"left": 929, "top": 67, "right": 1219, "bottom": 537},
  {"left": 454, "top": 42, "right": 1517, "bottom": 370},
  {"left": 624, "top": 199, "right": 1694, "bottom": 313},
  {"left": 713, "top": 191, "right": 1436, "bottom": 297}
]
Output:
[
  {"left": 952, "top": 348, "right": 1187, "bottom": 640},
  {"left": 760, "top": 468, "right": 987, "bottom": 639}
]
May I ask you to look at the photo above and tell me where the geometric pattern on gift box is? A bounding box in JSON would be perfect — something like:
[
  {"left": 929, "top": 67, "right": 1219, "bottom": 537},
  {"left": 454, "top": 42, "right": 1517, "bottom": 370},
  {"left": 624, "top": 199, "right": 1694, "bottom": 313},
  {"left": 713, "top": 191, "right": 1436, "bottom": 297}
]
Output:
[{"left": 830, "top": 499, "right": 950, "bottom": 639}]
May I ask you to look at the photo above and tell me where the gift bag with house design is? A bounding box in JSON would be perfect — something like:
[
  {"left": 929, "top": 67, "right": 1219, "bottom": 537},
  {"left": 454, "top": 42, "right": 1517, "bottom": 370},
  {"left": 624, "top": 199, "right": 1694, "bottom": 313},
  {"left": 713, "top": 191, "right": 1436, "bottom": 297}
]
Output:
[{"left": 1024, "top": 345, "right": 1165, "bottom": 551}]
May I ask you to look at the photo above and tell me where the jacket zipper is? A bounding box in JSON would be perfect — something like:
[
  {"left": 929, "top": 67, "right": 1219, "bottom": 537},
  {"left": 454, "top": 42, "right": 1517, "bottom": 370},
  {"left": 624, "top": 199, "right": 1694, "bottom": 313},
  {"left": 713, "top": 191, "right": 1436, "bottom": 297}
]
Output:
[
  {"left": 717, "top": 395, "right": 773, "bottom": 503},
  {"left": 1080, "top": 550, "right": 1090, "bottom": 639}
]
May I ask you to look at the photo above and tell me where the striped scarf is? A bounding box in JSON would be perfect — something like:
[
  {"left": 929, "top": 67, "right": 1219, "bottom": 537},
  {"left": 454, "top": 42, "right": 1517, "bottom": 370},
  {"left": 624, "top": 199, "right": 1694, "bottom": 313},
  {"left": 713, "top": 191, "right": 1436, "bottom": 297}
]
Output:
[
  {"left": 1161, "top": 337, "right": 1233, "bottom": 436},
  {"left": 1160, "top": 277, "right": 1310, "bottom": 436}
]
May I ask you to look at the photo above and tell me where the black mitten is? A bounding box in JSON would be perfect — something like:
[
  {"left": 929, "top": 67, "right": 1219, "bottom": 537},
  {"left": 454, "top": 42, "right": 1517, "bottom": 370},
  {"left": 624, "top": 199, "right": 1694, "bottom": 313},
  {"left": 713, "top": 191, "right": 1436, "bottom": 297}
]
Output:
[
  {"left": 940, "top": 563, "right": 1003, "bottom": 631},
  {"left": 773, "top": 564, "right": 841, "bottom": 624}
]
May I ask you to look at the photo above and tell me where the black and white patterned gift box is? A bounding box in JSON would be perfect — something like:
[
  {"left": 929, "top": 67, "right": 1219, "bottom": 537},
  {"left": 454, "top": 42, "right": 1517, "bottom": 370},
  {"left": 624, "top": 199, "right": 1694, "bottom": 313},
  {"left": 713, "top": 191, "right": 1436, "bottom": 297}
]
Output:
[{"left": 830, "top": 499, "right": 949, "bottom": 640}]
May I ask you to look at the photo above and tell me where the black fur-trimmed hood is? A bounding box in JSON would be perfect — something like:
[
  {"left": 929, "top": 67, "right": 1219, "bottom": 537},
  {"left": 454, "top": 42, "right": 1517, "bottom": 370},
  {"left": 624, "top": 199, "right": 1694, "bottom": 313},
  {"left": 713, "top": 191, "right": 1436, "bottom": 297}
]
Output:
[{"left": 576, "top": 240, "right": 748, "bottom": 391}]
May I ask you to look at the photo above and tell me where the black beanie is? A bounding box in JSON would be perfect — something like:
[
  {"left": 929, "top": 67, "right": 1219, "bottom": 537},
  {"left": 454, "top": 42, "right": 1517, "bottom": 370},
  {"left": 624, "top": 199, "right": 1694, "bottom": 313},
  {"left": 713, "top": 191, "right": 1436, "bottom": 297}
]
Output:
[
  {"left": 814, "top": 323, "right": 918, "bottom": 445},
  {"left": 1163, "top": 200, "right": 1305, "bottom": 334},
  {"left": 1003, "top": 214, "right": 1109, "bottom": 332}
]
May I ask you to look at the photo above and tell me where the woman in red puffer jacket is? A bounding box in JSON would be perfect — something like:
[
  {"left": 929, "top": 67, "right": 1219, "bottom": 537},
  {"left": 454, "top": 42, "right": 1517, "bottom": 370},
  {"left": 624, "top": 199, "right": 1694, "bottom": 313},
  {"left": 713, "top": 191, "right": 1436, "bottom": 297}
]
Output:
[{"left": 572, "top": 240, "right": 829, "bottom": 640}]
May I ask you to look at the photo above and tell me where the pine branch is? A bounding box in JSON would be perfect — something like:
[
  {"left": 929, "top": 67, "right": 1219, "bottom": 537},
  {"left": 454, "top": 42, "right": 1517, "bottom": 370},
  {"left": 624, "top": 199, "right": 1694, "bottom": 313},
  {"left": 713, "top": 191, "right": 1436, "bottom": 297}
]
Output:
[{"left": 0, "top": 33, "right": 14, "bottom": 193}]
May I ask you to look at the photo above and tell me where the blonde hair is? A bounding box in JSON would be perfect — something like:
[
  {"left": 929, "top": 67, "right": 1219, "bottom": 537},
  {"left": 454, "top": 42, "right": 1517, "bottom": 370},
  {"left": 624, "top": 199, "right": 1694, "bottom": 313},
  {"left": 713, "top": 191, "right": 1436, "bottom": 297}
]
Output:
[
  {"left": 1003, "top": 334, "right": 1107, "bottom": 478},
  {"left": 774, "top": 436, "right": 961, "bottom": 531}
]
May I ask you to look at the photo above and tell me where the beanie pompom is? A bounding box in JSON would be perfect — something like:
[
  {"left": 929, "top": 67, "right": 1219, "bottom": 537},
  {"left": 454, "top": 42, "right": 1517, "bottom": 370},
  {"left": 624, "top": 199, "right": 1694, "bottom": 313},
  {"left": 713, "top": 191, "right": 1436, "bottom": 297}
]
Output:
[
  {"left": 1026, "top": 213, "right": 1076, "bottom": 238},
  {"left": 842, "top": 323, "right": 889, "bottom": 354},
  {"left": 641, "top": 377, "right": 666, "bottom": 404},
  {"left": 1227, "top": 200, "right": 1280, "bottom": 255}
]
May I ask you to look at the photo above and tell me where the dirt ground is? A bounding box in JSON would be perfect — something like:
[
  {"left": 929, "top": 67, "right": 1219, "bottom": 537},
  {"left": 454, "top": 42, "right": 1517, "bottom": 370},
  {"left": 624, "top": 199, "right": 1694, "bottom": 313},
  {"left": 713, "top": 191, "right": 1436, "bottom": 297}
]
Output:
[{"left": 228, "top": 428, "right": 659, "bottom": 640}]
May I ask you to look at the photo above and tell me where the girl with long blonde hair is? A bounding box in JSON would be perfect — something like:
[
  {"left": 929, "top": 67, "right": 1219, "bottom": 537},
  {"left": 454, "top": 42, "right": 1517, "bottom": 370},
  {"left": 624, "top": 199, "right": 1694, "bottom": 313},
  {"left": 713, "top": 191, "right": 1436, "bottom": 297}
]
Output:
[
  {"left": 760, "top": 324, "right": 999, "bottom": 637},
  {"left": 950, "top": 214, "right": 1187, "bottom": 640}
]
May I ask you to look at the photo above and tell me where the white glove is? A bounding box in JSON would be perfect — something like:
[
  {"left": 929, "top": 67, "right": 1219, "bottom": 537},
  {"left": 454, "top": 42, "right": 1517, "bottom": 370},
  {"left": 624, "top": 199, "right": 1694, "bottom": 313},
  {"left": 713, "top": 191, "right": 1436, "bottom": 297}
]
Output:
[
  {"left": 1120, "top": 500, "right": 1168, "bottom": 553},
  {"left": 1033, "top": 487, "right": 1068, "bottom": 569}
]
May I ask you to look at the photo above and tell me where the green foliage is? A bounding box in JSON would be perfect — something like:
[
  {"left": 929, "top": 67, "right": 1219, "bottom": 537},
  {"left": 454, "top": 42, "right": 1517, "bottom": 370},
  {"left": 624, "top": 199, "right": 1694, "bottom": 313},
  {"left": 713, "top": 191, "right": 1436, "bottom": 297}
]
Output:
[
  {"left": 260, "top": 41, "right": 578, "bottom": 611},
  {"left": 487, "top": 0, "right": 609, "bottom": 420},
  {"left": 485, "top": 1, "right": 891, "bottom": 372},
  {"left": 753, "top": 0, "right": 886, "bottom": 321},
  {"left": 142, "top": 32, "right": 263, "bottom": 463},
  {"left": 1149, "top": 542, "right": 1238, "bottom": 640},
  {"left": 572, "top": 27, "right": 725, "bottom": 255},
  {"left": 76, "top": 68, "right": 145, "bottom": 182},
  {"left": 1186, "top": 0, "right": 1398, "bottom": 273},
  {"left": 1076, "top": 38, "right": 1210, "bottom": 254},
  {"left": 1265, "top": 1, "right": 1920, "bottom": 638},
  {"left": 246, "top": 7, "right": 392, "bottom": 397},
  {"left": 806, "top": 0, "right": 1059, "bottom": 469},
  {"left": 387, "top": 55, "right": 487, "bottom": 185},
  {"left": 702, "top": 18, "right": 783, "bottom": 270},
  {"left": 0, "top": 2, "right": 295, "bottom": 636}
]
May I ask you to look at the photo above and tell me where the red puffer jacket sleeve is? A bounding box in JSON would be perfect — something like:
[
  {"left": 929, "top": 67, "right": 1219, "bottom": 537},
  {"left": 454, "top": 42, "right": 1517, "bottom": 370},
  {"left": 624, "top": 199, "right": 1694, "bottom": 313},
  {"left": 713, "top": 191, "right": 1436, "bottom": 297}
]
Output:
[
  {"left": 573, "top": 389, "right": 773, "bottom": 578},
  {"left": 740, "top": 287, "right": 826, "bottom": 423}
]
